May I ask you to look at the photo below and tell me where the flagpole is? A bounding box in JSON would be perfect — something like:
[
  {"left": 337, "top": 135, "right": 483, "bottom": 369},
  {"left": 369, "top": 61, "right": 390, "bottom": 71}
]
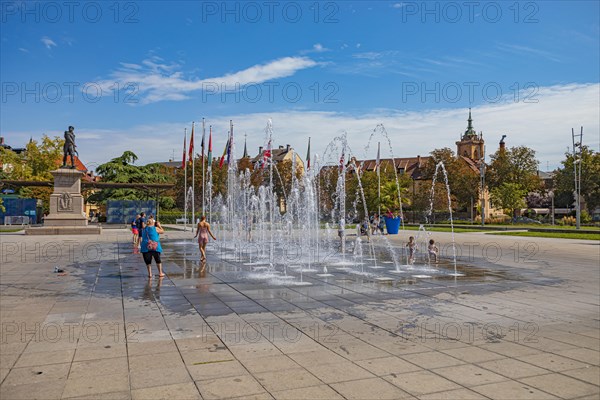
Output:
[
  {"left": 377, "top": 141, "right": 381, "bottom": 218},
  {"left": 184, "top": 128, "right": 188, "bottom": 232},
  {"left": 202, "top": 118, "right": 206, "bottom": 216},
  {"left": 192, "top": 122, "right": 196, "bottom": 227}
]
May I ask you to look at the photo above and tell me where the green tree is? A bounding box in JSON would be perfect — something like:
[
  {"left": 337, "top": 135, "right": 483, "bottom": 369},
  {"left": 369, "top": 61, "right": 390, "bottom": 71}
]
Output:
[
  {"left": 553, "top": 145, "right": 600, "bottom": 213},
  {"left": 88, "top": 151, "right": 174, "bottom": 204},
  {"left": 487, "top": 146, "right": 541, "bottom": 193},
  {"left": 0, "top": 135, "right": 64, "bottom": 211},
  {"left": 490, "top": 182, "right": 527, "bottom": 218}
]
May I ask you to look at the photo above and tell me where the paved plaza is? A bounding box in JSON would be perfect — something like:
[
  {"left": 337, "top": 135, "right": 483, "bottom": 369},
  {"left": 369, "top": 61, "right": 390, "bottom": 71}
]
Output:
[{"left": 1, "top": 228, "right": 598, "bottom": 399}]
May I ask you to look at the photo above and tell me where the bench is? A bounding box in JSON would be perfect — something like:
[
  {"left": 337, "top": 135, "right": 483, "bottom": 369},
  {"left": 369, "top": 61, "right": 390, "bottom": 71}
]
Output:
[{"left": 175, "top": 218, "right": 189, "bottom": 224}]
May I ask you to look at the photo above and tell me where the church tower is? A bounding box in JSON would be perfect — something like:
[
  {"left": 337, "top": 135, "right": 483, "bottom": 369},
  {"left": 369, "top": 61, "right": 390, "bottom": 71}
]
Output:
[{"left": 456, "top": 108, "right": 484, "bottom": 161}]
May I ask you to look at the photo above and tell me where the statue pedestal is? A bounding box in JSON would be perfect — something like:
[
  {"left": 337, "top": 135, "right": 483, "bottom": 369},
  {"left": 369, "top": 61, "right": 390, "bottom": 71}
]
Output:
[{"left": 26, "top": 168, "right": 101, "bottom": 235}]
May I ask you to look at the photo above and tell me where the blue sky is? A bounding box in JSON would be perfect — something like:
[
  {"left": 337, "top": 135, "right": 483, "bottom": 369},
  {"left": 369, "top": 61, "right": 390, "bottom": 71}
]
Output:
[{"left": 1, "top": 1, "right": 599, "bottom": 169}]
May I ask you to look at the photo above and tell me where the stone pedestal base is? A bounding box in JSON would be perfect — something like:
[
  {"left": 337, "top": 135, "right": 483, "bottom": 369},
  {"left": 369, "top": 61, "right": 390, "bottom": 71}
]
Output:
[{"left": 30, "top": 167, "right": 101, "bottom": 235}]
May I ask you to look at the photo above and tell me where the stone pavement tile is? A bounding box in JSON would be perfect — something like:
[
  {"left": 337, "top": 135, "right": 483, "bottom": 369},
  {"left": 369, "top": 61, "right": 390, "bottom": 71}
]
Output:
[
  {"left": 329, "top": 343, "right": 390, "bottom": 361},
  {"left": 14, "top": 348, "right": 75, "bottom": 368},
  {"left": 556, "top": 348, "right": 600, "bottom": 366},
  {"left": 401, "top": 351, "right": 465, "bottom": 369},
  {"left": 419, "top": 388, "right": 488, "bottom": 399},
  {"left": 432, "top": 364, "right": 509, "bottom": 387},
  {"left": 73, "top": 344, "right": 127, "bottom": 361},
  {"left": 229, "top": 393, "right": 275, "bottom": 400},
  {"left": 2, "top": 362, "right": 71, "bottom": 386},
  {"left": 69, "top": 356, "right": 128, "bottom": 379},
  {"left": 228, "top": 342, "right": 284, "bottom": 361},
  {"left": 129, "top": 366, "right": 192, "bottom": 390},
  {"left": 383, "top": 370, "right": 462, "bottom": 396},
  {"left": 254, "top": 367, "right": 322, "bottom": 392},
  {"left": 355, "top": 356, "right": 422, "bottom": 376},
  {"left": 127, "top": 339, "right": 178, "bottom": 356},
  {"left": 61, "top": 372, "right": 130, "bottom": 398},
  {"left": 131, "top": 382, "right": 201, "bottom": 400},
  {"left": 376, "top": 340, "right": 433, "bottom": 356},
  {"left": 129, "top": 351, "right": 184, "bottom": 371},
  {"left": 476, "top": 358, "right": 551, "bottom": 379},
  {"left": 304, "top": 361, "right": 375, "bottom": 384},
  {"left": 64, "top": 390, "right": 131, "bottom": 399},
  {"left": 331, "top": 376, "right": 415, "bottom": 399},
  {"left": 241, "top": 354, "right": 300, "bottom": 374},
  {"left": 520, "top": 373, "right": 600, "bottom": 399},
  {"left": 0, "top": 380, "right": 66, "bottom": 400},
  {"left": 188, "top": 359, "right": 248, "bottom": 381},
  {"left": 287, "top": 349, "right": 348, "bottom": 367},
  {"left": 196, "top": 374, "right": 266, "bottom": 399},
  {"left": 175, "top": 336, "right": 223, "bottom": 352},
  {"left": 562, "top": 366, "right": 600, "bottom": 385},
  {"left": 517, "top": 353, "right": 590, "bottom": 372},
  {"left": 0, "top": 367, "right": 9, "bottom": 382},
  {"left": 0, "top": 351, "right": 20, "bottom": 369},
  {"left": 479, "top": 342, "right": 543, "bottom": 358},
  {"left": 271, "top": 384, "right": 345, "bottom": 400},
  {"left": 181, "top": 347, "right": 235, "bottom": 365},
  {"left": 441, "top": 346, "right": 505, "bottom": 363},
  {"left": 471, "top": 380, "right": 559, "bottom": 400}
]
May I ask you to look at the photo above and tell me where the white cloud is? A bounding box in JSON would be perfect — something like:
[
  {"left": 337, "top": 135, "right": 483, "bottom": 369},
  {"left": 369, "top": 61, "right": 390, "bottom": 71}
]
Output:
[
  {"left": 312, "top": 43, "right": 328, "bottom": 53},
  {"left": 18, "top": 48, "right": 29, "bottom": 53},
  {"left": 41, "top": 36, "right": 57, "bottom": 49},
  {"left": 392, "top": 3, "right": 405, "bottom": 8},
  {"left": 93, "top": 56, "right": 319, "bottom": 104},
  {"left": 15, "top": 83, "right": 592, "bottom": 172}
]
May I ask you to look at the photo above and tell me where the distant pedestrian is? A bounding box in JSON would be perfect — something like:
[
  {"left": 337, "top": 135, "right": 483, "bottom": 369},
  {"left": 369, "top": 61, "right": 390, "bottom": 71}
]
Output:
[
  {"left": 131, "top": 214, "right": 140, "bottom": 244},
  {"left": 141, "top": 218, "right": 165, "bottom": 278},
  {"left": 136, "top": 212, "right": 146, "bottom": 247},
  {"left": 194, "top": 215, "right": 216, "bottom": 262}
]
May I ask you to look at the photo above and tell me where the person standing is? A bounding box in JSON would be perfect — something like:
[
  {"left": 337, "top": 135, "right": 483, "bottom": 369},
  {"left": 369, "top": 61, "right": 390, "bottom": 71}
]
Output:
[
  {"left": 136, "top": 212, "right": 146, "bottom": 247},
  {"left": 141, "top": 218, "right": 165, "bottom": 278},
  {"left": 194, "top": 215, "right": 216, "bottom": 262},
  {"left": 131, "top": 214, "right": 140, "bottom": 244}
]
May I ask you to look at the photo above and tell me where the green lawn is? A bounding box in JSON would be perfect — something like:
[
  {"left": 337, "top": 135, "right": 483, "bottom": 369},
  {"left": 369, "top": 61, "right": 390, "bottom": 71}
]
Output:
[
  {"left": 488, "top": 231, "right": 600, "bottom": 240},
  {"left": 0, "top": 227, "right": 24, "bottom": 233},
  {"left": 401, "top": 226, "right": 485, "bottom": 233}
]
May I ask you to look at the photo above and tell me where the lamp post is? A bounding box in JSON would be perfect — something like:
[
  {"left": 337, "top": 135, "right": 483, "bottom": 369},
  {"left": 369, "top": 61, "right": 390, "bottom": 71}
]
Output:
[{"left": 572, "top": 127, "right": 583, "bottom": 230}]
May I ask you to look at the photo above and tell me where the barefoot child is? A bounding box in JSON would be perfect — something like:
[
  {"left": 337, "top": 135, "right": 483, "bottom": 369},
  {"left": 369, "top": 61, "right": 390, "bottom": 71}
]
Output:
[
  {"left": 406, "top": 236, "right": 416, "bottom": 264},
  {"left": 428, "top": 239, "right": 439, "bottom": 263}
]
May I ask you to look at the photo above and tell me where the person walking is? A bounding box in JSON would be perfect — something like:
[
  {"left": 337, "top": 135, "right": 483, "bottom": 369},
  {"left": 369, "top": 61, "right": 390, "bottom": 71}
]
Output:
[
  {"left": 136, "top": 212, "right": 146, "bottom": 247},
  {"left": 141, "top": 218, "right": 165, "bottom": 278},
  {"left": 194, "top": 215, "right": 216, "bottom": 262}
]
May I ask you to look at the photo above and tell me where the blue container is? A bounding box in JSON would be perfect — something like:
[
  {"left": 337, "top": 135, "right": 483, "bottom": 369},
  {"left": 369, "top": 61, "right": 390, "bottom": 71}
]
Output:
[{"left": 384, "top": 216, "right": 401, "bottom": 234}]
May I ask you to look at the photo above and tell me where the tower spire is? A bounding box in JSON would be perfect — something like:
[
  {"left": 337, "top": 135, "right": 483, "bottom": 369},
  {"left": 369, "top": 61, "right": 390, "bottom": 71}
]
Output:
[
  {"left": 464, "top": 108, "right": 476, "bottom": 138},
  {"left": 242, "top": 133, "right": 248, "bottom": 158}
]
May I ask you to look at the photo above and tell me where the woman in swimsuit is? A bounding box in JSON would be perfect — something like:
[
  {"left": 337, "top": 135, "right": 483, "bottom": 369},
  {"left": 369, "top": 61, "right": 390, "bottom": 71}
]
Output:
[{"left": 194, "top": 215, "right": 216, "bottom": 261}]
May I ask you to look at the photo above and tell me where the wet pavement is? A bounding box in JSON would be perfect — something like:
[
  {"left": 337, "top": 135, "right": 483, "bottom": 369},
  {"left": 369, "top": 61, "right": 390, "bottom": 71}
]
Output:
[{"left": 1, "top": 229, "right": 598, "bottom": 399}]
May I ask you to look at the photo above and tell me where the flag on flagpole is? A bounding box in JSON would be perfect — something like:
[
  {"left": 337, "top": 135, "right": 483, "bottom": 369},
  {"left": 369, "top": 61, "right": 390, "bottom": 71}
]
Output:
[
  {"left": 306, "top": 137, "right": 311, "bottom": 170},
  {"left": 200, "top": 123, "right": 205, "bottom": 161},
  {"left": 262, "top": 139, "right": 272, "bottom": 169},
  {"left": 188, "top": 122, "right": 195, "bottom": 164},
  {"left": 207, "top": 126, "right": 213, "bottom": 168},
  {"left": 219, "top": 137, "right": 229, "bottom": 168},
  {"left": 181, "top": 130, "right": 187, "bottom": 168}
]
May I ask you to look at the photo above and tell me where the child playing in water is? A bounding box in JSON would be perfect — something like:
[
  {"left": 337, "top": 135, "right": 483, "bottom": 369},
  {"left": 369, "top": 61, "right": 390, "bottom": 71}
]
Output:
[
  {"left": 428, "top": 239, "right": 439, "bottom": 263},
  {"left": 406, "top": 236, "right": 416, "bottom": 264}
]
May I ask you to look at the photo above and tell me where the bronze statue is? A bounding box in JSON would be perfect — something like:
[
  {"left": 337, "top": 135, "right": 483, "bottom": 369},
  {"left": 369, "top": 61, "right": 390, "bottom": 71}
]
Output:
[{"left": 62, "top": 126, "right": 77, "bottom": 168}]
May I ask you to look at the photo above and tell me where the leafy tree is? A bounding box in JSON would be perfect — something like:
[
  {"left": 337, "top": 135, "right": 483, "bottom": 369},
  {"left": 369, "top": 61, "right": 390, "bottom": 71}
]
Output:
[
  {"left": 0, "top": 135, "right": 63, "bottom": 211},
  {"left": 490, "top": 182, "right": 527, "bottom": 218},
  {"left": 87, "top": 151, "right": 174, "bottom": 204},
  {"left": 422, "top": 148, "right": 480, "bottom": 212},
  {"left": 553, "top": 145, "right": 600, "bottom": 212},
  {"left": 487, "top": 146, "right": 541, "bottom": 193}
]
